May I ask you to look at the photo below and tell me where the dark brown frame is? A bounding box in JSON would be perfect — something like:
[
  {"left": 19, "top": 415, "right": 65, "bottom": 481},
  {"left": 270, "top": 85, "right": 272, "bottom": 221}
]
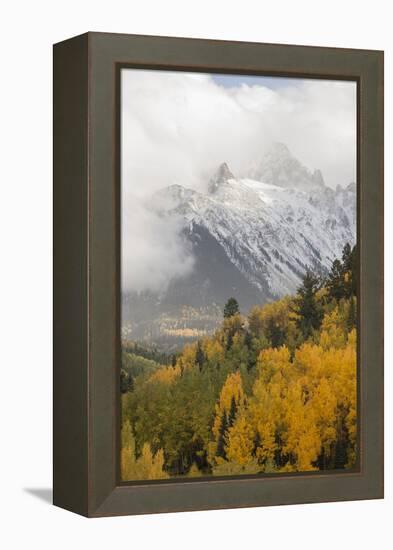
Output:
[{"left": 53, "top": 32, "right": 384, "bottom": 517}]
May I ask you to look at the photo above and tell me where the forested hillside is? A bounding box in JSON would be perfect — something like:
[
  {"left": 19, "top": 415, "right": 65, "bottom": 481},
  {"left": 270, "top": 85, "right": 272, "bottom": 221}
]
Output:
[{"left": 121, "top": 244, "right": 357, "bottom": 480}]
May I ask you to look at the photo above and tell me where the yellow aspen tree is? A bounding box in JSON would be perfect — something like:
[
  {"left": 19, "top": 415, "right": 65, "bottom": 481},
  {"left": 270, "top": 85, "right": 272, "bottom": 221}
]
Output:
[
  {"left": 209, "top": 371, "right": 246, "bottom": 464},
  {"left": 283, "top": 381, "right": 321, "bottom": 471},
  {"left": 311, "top": 377, "right": 338, "bottom": 462},
  {"left": 137, "top": 443, "right": 169, "bottom": 480},
  {"left": 333, "top": 329, "right": 357, "bottom": 466},
  {"left": 120, "top": 420, "right": 138, "bottom": 481},
  {"left": 181, "top": 342, "right": 199, "bottom": 370},
  {"left": 212, "top": 371, "right": 245, "bottom": 437},
  {"left": 120, "top": 420, "right": 168, "bottom": 480},
  {"left": 205, "top": 338, "right": 225, "bottom": 368},
  {"left": 294, "top": 343, "right": 325, "bottom": 393},
  {"left": 225, "top": 414, "right": 255, "bottom": 465},
  {"left": 319, "top": 307, "right": 347, "bottom": 349},
  {"left": 150, "top": 364, "right": 181, "bottom": 384},
  {"left": 188, "top": 463, "right": 202, "bottom": 477},
  {"left": 257, "top": 345, "right": 292, "bottom": 384},
  {"left": 249, "top": 347, "right": 294, "bottom": 469},
  {"left": 249, "top": 378, "right": 279, "bottom": 467}
]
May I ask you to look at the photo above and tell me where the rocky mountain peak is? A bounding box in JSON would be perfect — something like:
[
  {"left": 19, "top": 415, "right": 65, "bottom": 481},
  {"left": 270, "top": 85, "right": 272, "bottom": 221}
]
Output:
[
  {"left": 312, "top": 169, "right": 325, "bottom": 187},
  {"left": 248, "top": 142, "right": 325, "bottom": 192},
  {"left": 208, "top": 162, "right": 235, "bottom": 193},
  {"left": 150, "top": 183, "right": 197, "bottom": 212},
  {"left": 268, "top": 142, "right": 291, "bottom": 158},
  {"left": 216, "top": 162, "right": 235, "bottom": 181}
]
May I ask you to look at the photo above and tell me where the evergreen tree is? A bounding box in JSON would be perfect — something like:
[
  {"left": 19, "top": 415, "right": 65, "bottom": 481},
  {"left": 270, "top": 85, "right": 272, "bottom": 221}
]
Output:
[
  {"left": 327, "top": 243, "right": 357, "bottom": 301},
  {"left": 228, "top": 396, "right": 237, "bottom": 427},
  {"left": 244, "top": 330, "right": 253, "bottom": 350},
  {"left": 195, "top": 341, "right": 205, "bottom": 372},
  {"left": 326, "top": 258, "right": 345, "bottom": 301},
  {"left": 224, "top": 297, "right": 240, "bottom": 318},
  {"left": 266, "top": 316, "right": 285, "bottom": 348},
  {"left": 342, "top": 243, "right": 357, "bottom": 298},
  {"left": 244, "top": 330, "right": 257, "bottom": 371},
  {"left": 226, "top": 331, "right": 233, "bottom": 351},
  {"left": 120, "top": 369, "right": 133, "bottom": 393},
  {"left": 334, "top": 413, "right": 349, "bottom": 469},
  {"left": 292, "top": 270, "right": 323, "bottom": 339},
  {"left": 350, "top": 244, "right": 357, "bottom": 297},
  {"left": 347, "top": 296, "right": 357, "bottom": 331},
  {"left": 253, "top": 431, "right": 261, "bottom": 457},
  {"left": 342, "top": 242, "right": 353, "bottom": 272},
  {"left": 216, "top": 411, "right": 228, "bottom": 459}
]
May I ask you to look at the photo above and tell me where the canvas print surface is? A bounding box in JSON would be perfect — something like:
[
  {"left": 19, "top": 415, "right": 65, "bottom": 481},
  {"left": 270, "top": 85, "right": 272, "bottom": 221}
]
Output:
[{"left": 120, "top": 69, "right": 357, "bottom": 481}]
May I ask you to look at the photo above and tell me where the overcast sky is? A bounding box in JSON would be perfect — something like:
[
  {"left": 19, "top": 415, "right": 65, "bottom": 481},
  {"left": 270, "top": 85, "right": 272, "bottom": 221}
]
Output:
[{"left": 121, "top": 69, "right": 356, "bottom": 294}]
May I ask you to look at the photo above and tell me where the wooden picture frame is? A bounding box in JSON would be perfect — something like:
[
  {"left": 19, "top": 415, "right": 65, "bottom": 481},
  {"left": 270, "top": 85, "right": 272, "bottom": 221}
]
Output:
[{"left": 53, "top": 32, "right": 384, "bottom": 517}]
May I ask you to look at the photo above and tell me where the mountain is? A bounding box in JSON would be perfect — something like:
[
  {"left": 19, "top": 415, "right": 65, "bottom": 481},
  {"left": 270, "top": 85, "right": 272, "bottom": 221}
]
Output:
[
  {"left": 122, "top": 144, "right": 356, "bottom": 350},
  {"left": 247, "top": 142, "right": 326, "bottom": 192}
]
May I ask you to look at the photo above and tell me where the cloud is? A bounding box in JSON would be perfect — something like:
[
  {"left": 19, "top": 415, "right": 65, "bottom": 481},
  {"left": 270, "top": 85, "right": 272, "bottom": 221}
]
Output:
[
  {"left": 121, "top": 69, "right": 356, "bottom": 293},
  {"left": 121, "top": 196, "right": 195, "bottom": 294},
  {"left": 228, "top": 79, "right": 356, "bottom": 187}
]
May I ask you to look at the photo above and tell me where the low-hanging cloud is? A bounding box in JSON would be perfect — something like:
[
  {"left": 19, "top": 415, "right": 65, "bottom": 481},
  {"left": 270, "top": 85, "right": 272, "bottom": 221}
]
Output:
[
  {"left": 121, "top": 196, "right": 195, "bottom": 294},
  {"left": 121, "top": 69, "right": 356, "bottom": 294}
]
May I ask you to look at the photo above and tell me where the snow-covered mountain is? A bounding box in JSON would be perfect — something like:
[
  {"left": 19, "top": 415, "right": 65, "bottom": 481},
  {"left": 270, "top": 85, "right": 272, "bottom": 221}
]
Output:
[
  {"left": 152, "top": 145, "right": 355, "bottom": 300},
  {"left": 122, "top": 143, "right": 356, "bottom": 347}
]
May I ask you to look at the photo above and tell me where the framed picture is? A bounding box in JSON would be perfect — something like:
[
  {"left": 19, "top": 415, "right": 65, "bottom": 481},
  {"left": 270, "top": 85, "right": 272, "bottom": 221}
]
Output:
[{"left": 53, "top": 32, "right": 384, "bottom": 517}]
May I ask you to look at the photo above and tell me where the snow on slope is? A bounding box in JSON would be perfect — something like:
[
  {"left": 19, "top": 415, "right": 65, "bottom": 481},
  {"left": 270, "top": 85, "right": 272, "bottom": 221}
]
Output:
[{"left": 151, "top": 145, "right": 356, "bottom": 300}]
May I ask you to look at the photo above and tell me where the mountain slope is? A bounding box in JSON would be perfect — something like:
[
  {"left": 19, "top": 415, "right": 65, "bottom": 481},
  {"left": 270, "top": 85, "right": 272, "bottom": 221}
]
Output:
[{"left": 152, "top": 162, "right": 355, "bottom": 299}]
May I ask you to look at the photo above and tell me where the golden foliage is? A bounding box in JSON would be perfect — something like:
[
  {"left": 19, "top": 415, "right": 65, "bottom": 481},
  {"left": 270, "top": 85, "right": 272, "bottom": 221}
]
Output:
[
  {"left": 188, "top": 463, "right": 203, "bottom": 477},
  {"left": 226, "top": 414, "right": 255, "bottom": 465},
  {"left": 257, "top": 345, "right": 292, "bottom": 384},
  {"left": 212, "top": 371, "right": 245, "bottom": 439},
  {"left": 208, "top": 371, "right": 246, "bottom": 464},
  {"left": 121, "top": 279, "right": 357, "bottom": 478},
  {"left": 204, "top": 339, "right": 225, "bottom": 367},
  {"left": 319, "top": 306, "right": 347, "bottom": 349},
  {"left": 248, "top": 297, "right": 298, "bottom": 349},
  {"left": 240, "top": 327, "right": 357, "bottom": 472},
  {"left": 120, "top": 420, "right": 168, "bottom": 481},
  {"left": 150, "top": 364, "right": 181, "bottom": 384}
]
